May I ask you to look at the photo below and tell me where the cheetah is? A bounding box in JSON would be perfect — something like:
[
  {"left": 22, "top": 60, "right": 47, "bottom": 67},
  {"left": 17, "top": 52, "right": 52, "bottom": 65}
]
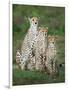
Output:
[
  {"left": 20, "top": 17, "right": 39, "bottom": 70},
  {"left": 45, "top": 35, "right": 58, "bottom": 76},
  {"left": 35, "top": 27, "right": 48, "bottom": 71}
]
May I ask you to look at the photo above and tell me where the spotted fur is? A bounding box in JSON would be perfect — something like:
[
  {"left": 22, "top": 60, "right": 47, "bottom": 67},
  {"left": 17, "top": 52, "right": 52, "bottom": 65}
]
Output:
[
  {"left": 35, "top": 27, "right": 48, "bottom": 71},
  {"left": 16, "top": 50, "right": 21, "bottom": 64},
  {"left": 45, "top": 35, "right": 58, "bottom": 76},
  {"left": 20, "top": 17, "right": 39, "bottom": 70}
]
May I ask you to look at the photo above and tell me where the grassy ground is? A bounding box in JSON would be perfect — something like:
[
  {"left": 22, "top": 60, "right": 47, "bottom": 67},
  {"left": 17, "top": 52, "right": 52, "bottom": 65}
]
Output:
[
  {"left": 13, "top": 4, "right": 65, "bottom": 85},
  {"left": 13, "top": 66, "right": 65, "bottom": 85}
]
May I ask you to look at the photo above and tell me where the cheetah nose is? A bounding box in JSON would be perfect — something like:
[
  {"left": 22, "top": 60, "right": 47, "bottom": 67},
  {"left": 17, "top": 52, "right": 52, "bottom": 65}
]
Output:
[{"left": 35, "top": 22, "right": 37, "bottom": 24}]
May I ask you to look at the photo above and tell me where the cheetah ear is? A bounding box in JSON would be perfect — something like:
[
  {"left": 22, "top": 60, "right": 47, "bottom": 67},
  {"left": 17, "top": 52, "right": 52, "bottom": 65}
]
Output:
[
  {"left": 48, "top": 35, "right": 51, "bottom": 39},
  {"left": 28, "top": 17, "right": 31, "bottom": 21},
  {"left": 46, "top": 27, "right": 48, "bottom": 30},
  {"left": 55, "top": 35, "right": 58, "bottom": 40},
  {"left": 38, "top": 16, "right": 40, "bottom": 20},
  {"left": 44, "top": 27, "right": 48, "bottom": 33}
]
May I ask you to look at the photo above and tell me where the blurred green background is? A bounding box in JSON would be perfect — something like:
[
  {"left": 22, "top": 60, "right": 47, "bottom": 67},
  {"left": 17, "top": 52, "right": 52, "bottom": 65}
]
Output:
[{"left": 13, "top": 4, "right": 65, "bottom": 85}]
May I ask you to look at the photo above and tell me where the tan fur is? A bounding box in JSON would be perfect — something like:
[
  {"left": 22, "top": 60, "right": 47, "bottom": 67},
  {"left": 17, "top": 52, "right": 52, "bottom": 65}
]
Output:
[
  {"left": 19, "top": 17, "right": 39, "bottom": 70},
  {"left": 27, "top": 55, "right": 35, "bottom": 70},
  {"left": 35, "top": 27, "right": 48, "bottom": 71},
  {"left": 45, "top": 36, "right": 57, "bottom": 75}
]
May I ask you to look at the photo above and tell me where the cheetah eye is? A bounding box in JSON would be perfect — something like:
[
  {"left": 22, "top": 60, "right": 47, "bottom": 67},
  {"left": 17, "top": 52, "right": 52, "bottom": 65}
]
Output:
[{"left": 32, "top": 19, "right": 34, "bottom": 21}]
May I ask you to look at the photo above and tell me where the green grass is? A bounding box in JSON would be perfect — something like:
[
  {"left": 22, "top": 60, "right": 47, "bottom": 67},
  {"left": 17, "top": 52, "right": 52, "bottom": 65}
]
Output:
[{"left": 13, "top": 66, "right": 65, "bottom": 85}]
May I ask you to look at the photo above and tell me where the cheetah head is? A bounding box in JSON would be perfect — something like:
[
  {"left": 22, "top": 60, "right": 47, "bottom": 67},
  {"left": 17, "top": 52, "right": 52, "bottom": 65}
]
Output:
[
  {"left": 48, "top": 35, "right": 57, "bottom": 47},
  {"left": 38, "top": 27, "right": 48, "bottom": 37},
  {"left": 28, "top": 17, "right": 39, "bottom": 27}
]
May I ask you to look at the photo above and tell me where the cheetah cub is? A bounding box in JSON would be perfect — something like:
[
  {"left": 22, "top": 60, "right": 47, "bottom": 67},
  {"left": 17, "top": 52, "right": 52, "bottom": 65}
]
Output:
[
  {"left": 45, "top": 35, "right": 58, "bottom": 76},
  {"left": 35, "top": 27, "right": 48, "bottom": 71},
  {"left": 20, "top": 17, "right": 39, "bottom": 70}
]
